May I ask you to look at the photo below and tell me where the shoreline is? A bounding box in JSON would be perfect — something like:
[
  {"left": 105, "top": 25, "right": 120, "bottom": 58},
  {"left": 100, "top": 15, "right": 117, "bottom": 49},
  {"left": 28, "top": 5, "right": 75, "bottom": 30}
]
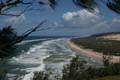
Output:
[{"left": 66, "top": 39, "right": 120, "bottom": 63}]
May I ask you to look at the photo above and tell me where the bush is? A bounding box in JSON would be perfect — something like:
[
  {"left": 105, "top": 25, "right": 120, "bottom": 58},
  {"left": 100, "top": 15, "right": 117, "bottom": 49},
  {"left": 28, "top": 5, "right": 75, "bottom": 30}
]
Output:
[
  {"left": 62, "top": 56, "right": 87, "bottom": 80},
  {"left": 71, "top": 38, "right": 120, "bottom": 56},
  {"left": 2, "top": 56, "right": 120, "bottom": 80},
  {"left": 33, "top": 72, "right": 49, "bottom": 80}
]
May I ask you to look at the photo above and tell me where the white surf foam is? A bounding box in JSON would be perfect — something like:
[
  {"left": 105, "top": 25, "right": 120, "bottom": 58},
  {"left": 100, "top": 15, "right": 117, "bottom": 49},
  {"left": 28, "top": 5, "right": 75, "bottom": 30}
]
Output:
[
  {"left": 17, "top": 39, "right": 48, "bottom": 45},
  {"left": 22, "top": 55, "right": 50, "bottom": 80},
  {"left": 22, "top": 39, "right": 76, "bottom": 80},
  {"left": 9, "top": 38, "right": 76, "bottom": 80}
]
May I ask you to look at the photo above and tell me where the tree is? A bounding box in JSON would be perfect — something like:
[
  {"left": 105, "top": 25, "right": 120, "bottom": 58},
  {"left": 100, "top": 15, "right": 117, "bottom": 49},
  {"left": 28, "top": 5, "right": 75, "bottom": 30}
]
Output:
[
  {"left": 62, "top": 56, "right": 86, "bottom": 80},
  {"left": 0, "top": 0, "right": 56, "bottom": 58},
  {"left": 0, "top": 26, "right": 17, "bottom": 58},
  {"left": 73, "top": 0, "right": 120, "bottom": 13},
  {"left": 1, "top": 0, "right": 120, "bottom": 16},
  {"left": 73, "top": 0, "right": 94, "bottom": 12},
  {"left": 0, "top": 20, "right": 46, "bottom": 58},
  {"left": 0, "top": 0, "right": 120, "bottom": 58},
  {"left": 33, "top": 72, "right": 49, "bottom": 80},
  {"left": 0, "top": 0, "right": 56, "bottom": 16}
]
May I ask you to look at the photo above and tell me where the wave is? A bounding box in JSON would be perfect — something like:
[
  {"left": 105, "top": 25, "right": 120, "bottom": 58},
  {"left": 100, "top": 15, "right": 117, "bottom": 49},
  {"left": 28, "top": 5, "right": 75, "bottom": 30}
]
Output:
[
  {"left": 17, "top": 39, "right": 48, "bottom": 45},
  {"left": 7, "top": 38, "right": 101, "bottom": 80},
  {"left": 9, "top": 38, "right": 76, "bottom": 80},
  {"left": 22, "top": 55, "right": 50, "bottom": 80}
]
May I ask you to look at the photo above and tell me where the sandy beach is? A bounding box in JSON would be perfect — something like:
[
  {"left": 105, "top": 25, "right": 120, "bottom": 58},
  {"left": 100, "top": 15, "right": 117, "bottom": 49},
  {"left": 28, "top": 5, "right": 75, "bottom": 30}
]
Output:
[{"left": 66, "top": 39, "right": 120, "bottom": 63}]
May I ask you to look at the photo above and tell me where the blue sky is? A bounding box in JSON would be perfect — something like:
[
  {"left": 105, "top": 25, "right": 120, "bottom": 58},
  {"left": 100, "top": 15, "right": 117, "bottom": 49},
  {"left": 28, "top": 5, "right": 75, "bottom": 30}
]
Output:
[{"left": 0, "top": 0, "right": 120, "bottom": 36}]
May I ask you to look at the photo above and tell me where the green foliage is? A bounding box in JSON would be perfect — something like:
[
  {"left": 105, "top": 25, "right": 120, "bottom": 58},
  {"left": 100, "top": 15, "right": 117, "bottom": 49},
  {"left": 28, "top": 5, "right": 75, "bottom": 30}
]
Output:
[
  {"left": 73, "top": 0, "right": 94, "bottom": 12},
  {"left": 71, "top": 37, "right": 120, "bottom": 56},
  {"left": 32, "top": 56, "right": 120, "bottom": 80},
  {"left": 33, "top": 72, "right": 49, "bottom": 80},
  {"left": 1, "top": 56, "right": 120, "bottom": 80},
  {"left": 94, "top": 63, "right": 120, "bottom": 77},
  {"left": 94, "top": 75, "right": 120, "bottom": 80},
  {"left": 80, "top": 0, "right": 94, "bottom": 6},
  {"left": 73, "top": 0, "right": 120, "bottom": 14},
  {"left": 102, "top": 55, "right": 112, "bottom": 67},
  {"left": 0, "top": 69, "right": 7, "bottom": 80},
  {"left": 1, "top": 0, "right": 120, "bottom": 16},
  {"left": 0, "top": 26, "right": 16, "bottom": 46},
  {"left": 0, "top": 26, "right": 17, "bottom": 58},
  {"left": 0, "top": 0, "right": 57, "bottom": 16},
  {"left": 62, "top": 56, "right": 87, "bottom": 80},
  {"left": 107, "top": 0, "right": 120, "bottom": 14},
  {"left": 0, "top": 20, "right": 46, "bottom": 58}
]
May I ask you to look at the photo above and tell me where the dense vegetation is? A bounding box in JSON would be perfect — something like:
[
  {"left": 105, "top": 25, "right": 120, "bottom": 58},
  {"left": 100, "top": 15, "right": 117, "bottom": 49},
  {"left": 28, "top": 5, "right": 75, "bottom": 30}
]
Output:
[
  {"left": 71, "top": 37, "right": 120, "bottom": 56},
  {"left": 0, "top": 21, "right": 45, "bottom": 58},
  {"left": 32, "top": 56, "right": 120, "bottom": 80},
  {"left": 0, "top": 0, "right": 120, "bottom": 58},
  {"left": 73, "top": 0, "right": 120, "bottom": 13},
  {"left": 0, "top": 0, "right": 120, "bottom": 80},
  {"left": 0, "top": 56, "right": 120, "bottom": 80},
  {"left": 107, "top": 0, "right": 120, "bottom": 14},
  {"left": 1, "top": 0, "right": 120, "bottom": 16},
  {"left": 94, "top": 75, "right": 120, "bottom": 80},
  {"left": 0, "top": 26, "right": 18, "bottom": 58},
  {"left": 91, "top": 32, "right": 120, "bottom": 37}
]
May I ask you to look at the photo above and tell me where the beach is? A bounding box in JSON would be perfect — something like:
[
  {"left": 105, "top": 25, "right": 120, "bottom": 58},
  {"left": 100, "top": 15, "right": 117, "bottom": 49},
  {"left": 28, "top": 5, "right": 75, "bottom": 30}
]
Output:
[{"left": 66, "top": 39, "right": 120, "bottom": 63}]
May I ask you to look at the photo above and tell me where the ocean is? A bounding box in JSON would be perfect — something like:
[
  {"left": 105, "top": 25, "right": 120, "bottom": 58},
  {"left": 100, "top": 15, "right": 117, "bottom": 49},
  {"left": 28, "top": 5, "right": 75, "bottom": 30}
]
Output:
[{"left": 0, "top": 37, "right": 101, "bottom": 80}]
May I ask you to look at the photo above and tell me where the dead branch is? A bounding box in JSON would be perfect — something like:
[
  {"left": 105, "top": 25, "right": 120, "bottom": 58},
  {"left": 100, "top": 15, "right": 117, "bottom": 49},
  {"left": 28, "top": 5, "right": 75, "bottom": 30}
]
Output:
[
  {"left": 14, "top": 20, "right": 46, "bottom": 44},
  {"left": 0, "top": 0, "right": 57, "bottom": 16}
]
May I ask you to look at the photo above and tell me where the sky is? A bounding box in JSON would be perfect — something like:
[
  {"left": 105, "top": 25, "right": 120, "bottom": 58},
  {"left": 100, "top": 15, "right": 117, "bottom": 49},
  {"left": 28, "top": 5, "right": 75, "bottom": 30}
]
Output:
[{"left": 0, "top": 0, "right": 120, "bottom": 37}]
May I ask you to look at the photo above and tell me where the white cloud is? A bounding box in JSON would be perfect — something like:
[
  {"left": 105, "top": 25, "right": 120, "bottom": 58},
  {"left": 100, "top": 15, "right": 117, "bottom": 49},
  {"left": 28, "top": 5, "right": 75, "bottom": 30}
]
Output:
[
  {"left": 63, "top": 12, "right": 78, "bottom": 20},
  {"left": 63, "top": 9, "right": 99, "bottom": 21},
  {"left": 62, "top": 9, "right": 106, "bottom": 28},
  {"left": 62, "top": 9, "right": 120, "bottom": 34},
  {"left": 112, "top": 18, "right": 120, "bottom": 23},
  {"left": 6, "top": 14, "right": 26, "bottom": 25}
]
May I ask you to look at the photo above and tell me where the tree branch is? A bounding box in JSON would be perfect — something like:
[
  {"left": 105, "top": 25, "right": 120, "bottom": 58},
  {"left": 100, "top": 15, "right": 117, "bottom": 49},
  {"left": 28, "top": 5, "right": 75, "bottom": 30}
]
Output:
[{"left": 15, "top": 20, "right": 47, "bottom": 43}]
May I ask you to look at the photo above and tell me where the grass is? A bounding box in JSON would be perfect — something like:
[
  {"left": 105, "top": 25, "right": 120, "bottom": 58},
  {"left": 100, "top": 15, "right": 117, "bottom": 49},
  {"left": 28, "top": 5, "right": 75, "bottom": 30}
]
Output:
[
  {"left": 71, "top": 37, "right": 120, "bottom": 56},
  {"left": 95, "top": 75, "right": 120, "bottom": 80}
]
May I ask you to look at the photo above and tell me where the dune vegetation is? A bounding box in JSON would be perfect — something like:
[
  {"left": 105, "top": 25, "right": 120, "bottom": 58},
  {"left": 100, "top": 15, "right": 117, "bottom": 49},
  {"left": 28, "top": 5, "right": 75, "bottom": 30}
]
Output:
[
  {"left": 95, "top": 75, "right": 120, "bottom": 80},
  {"left": 71, "top": 35, "right": 120, "bottom": 56}
]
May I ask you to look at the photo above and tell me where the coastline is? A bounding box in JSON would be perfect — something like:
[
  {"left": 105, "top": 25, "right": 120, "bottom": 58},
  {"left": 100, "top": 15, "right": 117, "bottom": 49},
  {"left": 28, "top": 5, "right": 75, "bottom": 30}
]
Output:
[{"left": 66, "top": 39, "right": 120, "bottom": 63}]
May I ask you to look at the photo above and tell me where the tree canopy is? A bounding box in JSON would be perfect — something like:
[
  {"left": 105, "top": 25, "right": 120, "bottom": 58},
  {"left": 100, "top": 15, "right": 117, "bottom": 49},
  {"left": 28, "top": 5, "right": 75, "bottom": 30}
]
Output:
[{"left": 0, "top": 0, "right": 120, "bottom": 16}]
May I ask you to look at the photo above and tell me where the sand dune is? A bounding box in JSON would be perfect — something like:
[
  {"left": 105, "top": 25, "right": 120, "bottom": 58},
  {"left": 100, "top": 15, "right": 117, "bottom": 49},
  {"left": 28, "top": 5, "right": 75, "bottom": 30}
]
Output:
[
  {"left": 66, "top": 40, "right": 120, "bottom": 63},
  {"left": 98, "top": 34, "right": 120, "bottom": 41}
]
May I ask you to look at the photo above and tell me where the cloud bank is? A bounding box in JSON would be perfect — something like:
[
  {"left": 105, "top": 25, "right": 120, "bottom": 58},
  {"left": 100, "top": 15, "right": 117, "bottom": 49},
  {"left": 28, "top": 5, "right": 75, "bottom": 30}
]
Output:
[
  {"left": 62, "top": 9, "right": 120, "bottom": 35},
  {"left": 6, "top": 14, "right": 26, "bottom": 25}
]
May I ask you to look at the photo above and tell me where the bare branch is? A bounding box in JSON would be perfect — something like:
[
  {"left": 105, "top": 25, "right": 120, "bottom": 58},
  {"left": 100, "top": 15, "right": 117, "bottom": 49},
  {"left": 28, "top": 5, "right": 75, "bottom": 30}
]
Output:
[
  {"left": 0, "top": 0, "right": 57, "bottom": 16},
  {"left": 73, "top": 0, "right": 94, "bottom": 12},
  {"left": 20, "top": 1, "right": 32, "bottom": 4},
  {"left": 0, "top": 0, "right": 33, "bottom": 16},
  {"left": 0, "top": 12, "right": 20, "bottom": 16},
  {"left": 15, "top": 20, "right": 47, "bottom": 43}
]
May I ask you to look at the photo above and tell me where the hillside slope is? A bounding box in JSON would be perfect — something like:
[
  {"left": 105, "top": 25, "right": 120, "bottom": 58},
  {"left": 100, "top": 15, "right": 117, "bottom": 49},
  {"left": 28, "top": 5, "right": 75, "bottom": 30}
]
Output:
[
  {"left": 91, "top": 32, "right": 120, "bottom": 41},
  {"left": 71, "top": 32, "right": 120, "bottom": 56}
]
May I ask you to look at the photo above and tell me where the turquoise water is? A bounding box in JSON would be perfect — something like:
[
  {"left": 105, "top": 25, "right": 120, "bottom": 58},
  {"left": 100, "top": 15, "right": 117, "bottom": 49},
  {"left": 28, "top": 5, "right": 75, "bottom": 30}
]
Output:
[
  {"left": 0, "top": 38, "right": 75, "bottom": 80},
  {"left": 0, "top": 38, "right": 102, "bottom": 80}
]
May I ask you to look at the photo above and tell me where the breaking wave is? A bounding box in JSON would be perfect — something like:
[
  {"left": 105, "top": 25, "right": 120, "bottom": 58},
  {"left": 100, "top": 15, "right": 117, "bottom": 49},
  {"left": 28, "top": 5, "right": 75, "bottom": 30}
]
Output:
[{"left": 8, "top": 38, "right": 76, "bottom": 80}]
